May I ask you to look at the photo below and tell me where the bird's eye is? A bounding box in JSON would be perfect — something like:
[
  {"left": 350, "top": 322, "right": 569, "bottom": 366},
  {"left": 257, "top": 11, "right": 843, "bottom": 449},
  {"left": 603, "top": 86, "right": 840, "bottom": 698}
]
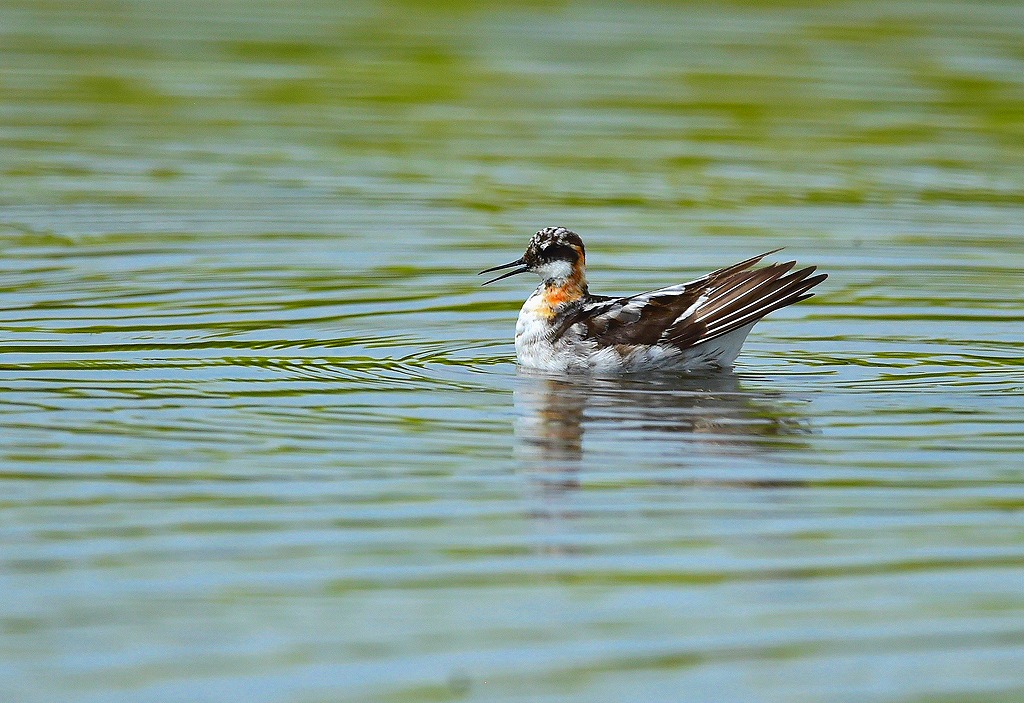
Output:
[{"left": 542, "top": 244, "right": 577, "bottom": 261}]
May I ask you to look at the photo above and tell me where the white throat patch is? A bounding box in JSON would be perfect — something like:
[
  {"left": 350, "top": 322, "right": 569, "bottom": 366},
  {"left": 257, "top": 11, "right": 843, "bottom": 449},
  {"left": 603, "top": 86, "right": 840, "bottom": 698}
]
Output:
[{"left": 534, "top": 259, "right": 573, "bottom": 282}]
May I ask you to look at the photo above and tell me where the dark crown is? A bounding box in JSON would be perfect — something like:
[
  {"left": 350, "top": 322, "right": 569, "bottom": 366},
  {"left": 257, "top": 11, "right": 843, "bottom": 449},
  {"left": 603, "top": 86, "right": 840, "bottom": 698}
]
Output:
[{"left": 526, "top": 227, "right": 585, "bottom": 265}]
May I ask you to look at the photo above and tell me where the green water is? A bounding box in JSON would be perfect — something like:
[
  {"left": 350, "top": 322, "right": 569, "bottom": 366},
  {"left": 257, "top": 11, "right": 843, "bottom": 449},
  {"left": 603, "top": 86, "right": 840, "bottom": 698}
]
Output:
[{"left": 2, "top": 1, "right": 1023, "bottom": 701}]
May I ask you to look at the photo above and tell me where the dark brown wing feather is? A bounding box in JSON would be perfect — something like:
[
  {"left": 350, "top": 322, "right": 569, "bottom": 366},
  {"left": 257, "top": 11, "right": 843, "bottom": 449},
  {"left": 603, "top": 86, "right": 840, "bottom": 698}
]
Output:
[
  {"left": 553, "top": 251, "right": 825, "bottom": 350},
  {"left": 666, "top": 262, "right": 826, "bottom": 348}
]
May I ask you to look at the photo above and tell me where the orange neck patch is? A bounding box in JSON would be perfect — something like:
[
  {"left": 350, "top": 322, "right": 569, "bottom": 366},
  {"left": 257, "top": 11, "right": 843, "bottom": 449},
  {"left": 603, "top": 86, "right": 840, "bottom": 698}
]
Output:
[{"left": 537, "top": 272, "right": 588, "bottom": 318}]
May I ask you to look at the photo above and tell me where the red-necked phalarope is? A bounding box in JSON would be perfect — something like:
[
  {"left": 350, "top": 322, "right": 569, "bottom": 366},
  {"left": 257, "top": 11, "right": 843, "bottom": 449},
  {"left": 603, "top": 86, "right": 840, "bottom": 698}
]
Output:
[{"left": 480, "top": 226, "right": 827, "bottom": 373}]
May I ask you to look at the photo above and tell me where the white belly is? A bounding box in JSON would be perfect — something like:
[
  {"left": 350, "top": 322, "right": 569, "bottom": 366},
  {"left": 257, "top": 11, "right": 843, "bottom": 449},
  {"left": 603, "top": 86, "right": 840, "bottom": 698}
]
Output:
[{"left": 514, "top": 291, "right": 570, "bottom": 371}]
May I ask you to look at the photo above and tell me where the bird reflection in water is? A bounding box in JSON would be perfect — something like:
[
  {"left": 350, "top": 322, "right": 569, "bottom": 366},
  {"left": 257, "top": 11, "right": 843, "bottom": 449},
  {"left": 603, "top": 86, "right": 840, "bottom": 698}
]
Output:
[{"left": 513, "top": 369, "right": 813, "bottom": 551}]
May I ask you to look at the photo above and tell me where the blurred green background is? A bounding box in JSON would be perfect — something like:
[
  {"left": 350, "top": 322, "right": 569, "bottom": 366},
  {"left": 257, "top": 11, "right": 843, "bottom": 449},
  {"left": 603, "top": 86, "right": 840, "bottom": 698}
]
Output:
[{"left": 2, "top": 1, "right": 1023, "bottom": 702}]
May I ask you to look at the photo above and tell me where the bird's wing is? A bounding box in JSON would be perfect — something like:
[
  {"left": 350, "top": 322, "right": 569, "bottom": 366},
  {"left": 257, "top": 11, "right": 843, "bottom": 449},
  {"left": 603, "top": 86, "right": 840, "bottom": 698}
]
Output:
[{"left": 553, "top": 251, "right": 826, "bottom": 350}]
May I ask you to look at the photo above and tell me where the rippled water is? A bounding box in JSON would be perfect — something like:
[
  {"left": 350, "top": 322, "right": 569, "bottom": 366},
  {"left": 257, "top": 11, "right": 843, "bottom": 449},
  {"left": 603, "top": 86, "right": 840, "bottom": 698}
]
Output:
[{"left": 2, "top": 1, "right": 1024, "bottom": 701}]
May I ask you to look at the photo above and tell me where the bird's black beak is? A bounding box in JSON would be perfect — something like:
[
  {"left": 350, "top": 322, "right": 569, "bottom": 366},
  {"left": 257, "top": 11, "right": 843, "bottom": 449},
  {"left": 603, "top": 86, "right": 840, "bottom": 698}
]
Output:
[{"left": 479, "top": 257, "right": 529, "bottom": 285}]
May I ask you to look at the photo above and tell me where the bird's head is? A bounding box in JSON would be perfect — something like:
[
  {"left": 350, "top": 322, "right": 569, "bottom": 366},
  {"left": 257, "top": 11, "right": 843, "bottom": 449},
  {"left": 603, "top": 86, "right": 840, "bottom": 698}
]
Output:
[{"left": 480, "top": 226, "right": 587, "bottom": 286}]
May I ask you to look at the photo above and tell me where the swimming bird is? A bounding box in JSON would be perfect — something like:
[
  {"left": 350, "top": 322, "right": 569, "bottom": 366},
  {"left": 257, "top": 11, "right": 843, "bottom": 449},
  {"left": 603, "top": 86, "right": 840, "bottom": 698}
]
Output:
[{"left": 480, "top": 226, "right": 826, "bottom": 373}]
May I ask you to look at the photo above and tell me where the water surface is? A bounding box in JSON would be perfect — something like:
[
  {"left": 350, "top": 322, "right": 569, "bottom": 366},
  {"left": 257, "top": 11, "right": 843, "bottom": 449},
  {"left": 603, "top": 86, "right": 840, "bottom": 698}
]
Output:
[{"left": 2, "top": 1, "right": 1024, "bottom": 701}]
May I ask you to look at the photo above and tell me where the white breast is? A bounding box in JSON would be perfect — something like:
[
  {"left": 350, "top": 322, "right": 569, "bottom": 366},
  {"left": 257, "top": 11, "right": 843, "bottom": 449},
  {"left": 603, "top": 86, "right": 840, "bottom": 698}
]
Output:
[
  {"left": 514, "top": 289, "right": 621, "bottom": 372},
  {"left": 514, "top": 288, "right": 565, "bottom": 371}
]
